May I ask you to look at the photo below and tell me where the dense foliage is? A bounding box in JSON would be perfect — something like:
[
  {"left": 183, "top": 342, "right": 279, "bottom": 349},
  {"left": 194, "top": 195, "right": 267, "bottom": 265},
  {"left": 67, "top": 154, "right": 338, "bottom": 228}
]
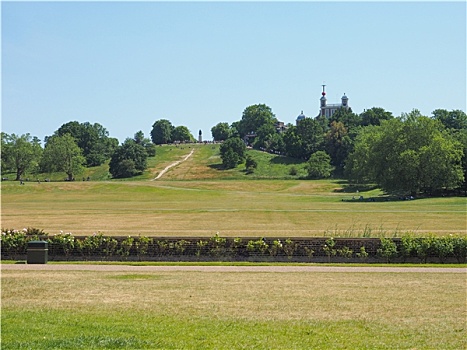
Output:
[
  {"left": 1, "top": 133, "right": 43, "bottom": 180},
  {"left": 41, "top": 134, "right": 86, "bottom": 181},
  {"left": 50, "top": 121, "right": 118, "bottom": 166},
  {"left": 109, "top": 139, "right": 148, "bottom": 178},
  {"left": 219, "top": 137, "right": 246, "bottom": 169},
  {"left": 150, "top": 119, "right": 194, "bottom": 144},
  {"left": 345, "top": 111, "right": 464, "bottom": 194},
  {"left": 2, "top": 229, "right": 466, "bottom": 263},
  {"left": 3, "top": 103, "right": 466, "bottom": 190}
]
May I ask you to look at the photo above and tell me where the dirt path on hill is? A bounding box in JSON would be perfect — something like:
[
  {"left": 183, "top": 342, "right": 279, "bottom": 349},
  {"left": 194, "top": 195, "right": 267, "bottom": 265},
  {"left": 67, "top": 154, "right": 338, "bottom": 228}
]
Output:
[
  {"left": 2, "top": 264, "right": 465, "bottom": 273},
  {"left": 151, "top": 148, "right": 195, "bottom": 180}
]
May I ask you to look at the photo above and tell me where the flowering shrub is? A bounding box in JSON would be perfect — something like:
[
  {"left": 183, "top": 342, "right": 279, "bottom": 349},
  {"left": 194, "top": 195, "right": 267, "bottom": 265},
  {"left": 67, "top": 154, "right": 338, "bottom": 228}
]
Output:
[
  {"left": 1, "top": 228, "right": 466, "bottom": 263},
  {"left": 48, "top": 232, "right": 75, "bottom": 260},
  {"left": 102, "top": 236, "right": 118, "bottom": 260},
  {"left": 1, "top": 229, "right": 28, "bottom": 259},
  {"left": 118, "top": 236, "right": 134, "bottom": 260},
  {"left": 268, "top": 239, "right": 283, "bottom": 257},
  {"left": 209, "top": 233, "right": 226, "bottom": 257},
  {"left": 135, "top": 236, "right": 153, "bottom": 260},
  {"left": 323, "top": 238, "right": 337, "bottom": 262},
  {"left": 246, "top": 238, "right": 269, "bottom": 256},
  {"left": 76, "top": 233, "right": 105, "bottom": 259}
]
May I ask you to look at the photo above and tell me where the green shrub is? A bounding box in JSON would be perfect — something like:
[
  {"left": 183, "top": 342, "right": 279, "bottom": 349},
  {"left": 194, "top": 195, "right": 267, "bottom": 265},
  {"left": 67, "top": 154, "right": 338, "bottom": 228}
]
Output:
[
  {"left": 102, "top": 236, "right": 118, "bottom": 260},
  {"left": 48, "top": 232, "right": 75, "bottom": 260},
  {"left": 452, "top": 235, "right": 467, "bottom": 263},
  {"left": 118, "top": 236, "right": 134, "bottom": 260},
  {"left": 196, "top": 240, "right": 208, "bottom": 258},
  {"left": 356, "top": 246, "right": 369, "bottom": 260},
  {"left": 174, "top": 239, "right": 189, "bottom": 255},
  {"left": 246, "top": 238, "right": 269, "bottom": 256},
  {"left": 414, "top": 236, "right": 435, "bottom": 263},
  {"left": 377, "top": 238, "right": 398, "bottom": 263},
  {"left": 268, "top": 239, "right": 283, "bottom": 257},
  {"left": 323, "top": 238, "right": 337, "bottom": 262},
  {"left": 135, "top": 235, "right": 153, "bottom": 260},
  {"left": 229, "top": 237, "right": 243, "bottom": 257},
  {"left": 209, "top": 233, "right": 226, "bottom": 257},
  {"left": 283, "top": 238, "right": 297, "bottom": 260},
  {"left": 303, "top": 246, "right": 315, "bottom": 261},
  {"left": 400, "top": 234, "right": 417, "bottom": 262},
  {"left": 432, "top": 236, "right": 454, "bottom": 264},
  {"left": 337, "top": 246, "right": 353, "bottom": 259},
  {"left": 1, "top": 229, "right": 28, "bottom": 259},
  {"left": 155, "top": 240, "right": 169, "bottom": 256},
  {"left": 76, "top": 233, "right": 106, "bottom": 260}
]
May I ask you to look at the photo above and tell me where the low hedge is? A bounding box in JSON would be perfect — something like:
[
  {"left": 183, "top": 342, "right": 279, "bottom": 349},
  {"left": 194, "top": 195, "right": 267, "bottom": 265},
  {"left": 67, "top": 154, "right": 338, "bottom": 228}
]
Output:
[{"left": 1, "top": 229, "right": 466, "bottom": 263}]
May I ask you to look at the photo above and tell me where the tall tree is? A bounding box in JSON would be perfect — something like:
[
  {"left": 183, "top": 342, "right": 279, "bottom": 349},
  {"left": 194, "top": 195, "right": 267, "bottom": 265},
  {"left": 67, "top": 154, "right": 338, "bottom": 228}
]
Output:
[
  {"left": 134, "top": 131, "right": 156, "bottom": 157},
  {"left": 432, "top": 109, "right": 467, "bottom": 130},
  {"left": 109, "top": 139, "right": 148, "bottom": 178},
  {"left": 329, "top": 107, "right": 361, "bottom": 130},
  {"left": 307, "top": 151, "right": 333, "bottom": 179},
  {"left": 172, "top": 126, "right": 194, "bottom": 143},
  {"left": 346, "top": 115, "right": 464, "bottom": 194},
  {"left": 360, "top": 107, "right": 393, "bottom": 126},
  {"left": 325, "top": 121, "right": 353, "bottom": 174},
  {"left": 1, "top": 133, "right": 43, "bottom": 180},
  {"left": 295, "top": 118, "right": 324, "bottom": 159},
  {"left": 283, "top": 126, "right": 304, "bottom": 159},
  {"left": 219, "top": 137, "right": 246, "bottom": 169},
  {"left": 238, "top": 104, "right": 276, "bottom": 138},
  {"left": 41, "top": 134, "right": 86, "bottom": 181},
  {"left": 211, "top": 122, "right": 231, "bottom": 141},
  {"left": 150, "top": 119, "right": 173, "bottom": 144},
  {"left": 52, "top": 121, "right": 116, "bottom": 166}
]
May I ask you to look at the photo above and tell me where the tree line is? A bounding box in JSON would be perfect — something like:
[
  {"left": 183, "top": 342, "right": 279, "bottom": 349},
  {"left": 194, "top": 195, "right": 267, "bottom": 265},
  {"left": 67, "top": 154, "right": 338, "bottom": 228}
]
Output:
[
  {"left": 212, "top": 105, "right": 466, "bottom": 195},
  {"left": 2, "top": 105, "right": 466, "bottom": 195},
  {"left": 1, "top": 119, "right": 195, "bottom": 180}
]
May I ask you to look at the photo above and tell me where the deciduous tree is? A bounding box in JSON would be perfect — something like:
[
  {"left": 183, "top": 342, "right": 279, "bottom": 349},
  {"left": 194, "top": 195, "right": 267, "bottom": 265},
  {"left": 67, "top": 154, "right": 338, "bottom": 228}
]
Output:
[
  {"left": 346, "top": 113, "right": 464, "bottom": 194},
  {"left": 238, "top": 104, "right": 276, "bottom": 138},
  {"left": 1, "top": 133, "right": 43, "bottom": 180},
  {"left": 219, "top": 137, "right": 246, "bottom": 169},
  {"left": 172, "top": 126, "right": 194, "bottom": 143},
  {"left": 307, "top": 151, "right": 333, "bottom": 179},
  {"left": 150, "top": 119, "right": 173, "bottom": 145},
  {"left": 109, "top": 139, "right": 148, "bottom": 178},
  {"left": 41, "top": 134, "right": 86, "bottom": 181},
  {"left": 211, "top": 122, "right": 231, "bottom": 141}
]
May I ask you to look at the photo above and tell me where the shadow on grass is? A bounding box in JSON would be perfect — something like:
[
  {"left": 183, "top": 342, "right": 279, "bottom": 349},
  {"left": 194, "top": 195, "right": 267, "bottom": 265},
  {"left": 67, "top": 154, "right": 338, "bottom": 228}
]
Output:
[
  {"left": 208, "top": 164, "right": 227, "bottom": 171},
  {"left": 333, "top": 181, "right": 379, "bottom": 193},
  {"left": 269, "top": 156, "right": 304, "bottom": 165}
]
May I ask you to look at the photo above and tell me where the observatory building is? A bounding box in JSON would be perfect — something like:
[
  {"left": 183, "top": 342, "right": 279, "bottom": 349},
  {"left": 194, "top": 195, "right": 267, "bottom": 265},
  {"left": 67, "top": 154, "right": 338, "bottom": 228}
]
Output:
[{"left": 295, "top": 85, "right": 350, "bottom": 125}]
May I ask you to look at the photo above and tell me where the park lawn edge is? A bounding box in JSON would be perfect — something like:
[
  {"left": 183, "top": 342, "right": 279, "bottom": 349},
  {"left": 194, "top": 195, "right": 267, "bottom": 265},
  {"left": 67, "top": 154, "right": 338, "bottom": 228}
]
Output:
[{"left": 2, "top": 260, "right": 465, "bottom": 268}]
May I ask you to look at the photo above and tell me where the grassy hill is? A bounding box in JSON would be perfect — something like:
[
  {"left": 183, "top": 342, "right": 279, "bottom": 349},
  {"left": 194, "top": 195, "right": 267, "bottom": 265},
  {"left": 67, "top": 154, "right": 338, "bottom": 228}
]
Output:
[
  {"left": 5, "top": 143, "right": 310, "bottom": 182},
  {"left": 2, "top": 143, "right": 466, "bottom": 236}
]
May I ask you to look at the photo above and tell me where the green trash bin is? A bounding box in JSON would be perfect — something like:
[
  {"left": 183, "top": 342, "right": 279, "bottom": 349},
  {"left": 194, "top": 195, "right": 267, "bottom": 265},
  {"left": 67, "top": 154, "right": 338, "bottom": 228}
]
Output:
[{"left": 27, "top": 241, "right": 48, "bottom": 264}]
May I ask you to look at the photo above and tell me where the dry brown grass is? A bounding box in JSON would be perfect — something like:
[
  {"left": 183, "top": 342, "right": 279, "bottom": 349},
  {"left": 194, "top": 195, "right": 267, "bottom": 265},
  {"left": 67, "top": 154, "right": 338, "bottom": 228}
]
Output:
[
  {"left": 3, "top": 269, "right": 465, "bottom": 324},
  {"left": 1, "top": 179, "right": 465, "bottom": 236},
  {"left": 2, "top": 267, "right": 466, "bottom": 349}
]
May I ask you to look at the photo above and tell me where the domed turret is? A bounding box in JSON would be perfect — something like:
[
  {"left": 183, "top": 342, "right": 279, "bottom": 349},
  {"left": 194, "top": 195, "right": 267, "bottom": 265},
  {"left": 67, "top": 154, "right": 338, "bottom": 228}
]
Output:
[
  {"left": 341, "top": 93, "right": 349, "bottom": 108},
  {"left": 296, "top": 110, "right": 306, "bottom": 125}
]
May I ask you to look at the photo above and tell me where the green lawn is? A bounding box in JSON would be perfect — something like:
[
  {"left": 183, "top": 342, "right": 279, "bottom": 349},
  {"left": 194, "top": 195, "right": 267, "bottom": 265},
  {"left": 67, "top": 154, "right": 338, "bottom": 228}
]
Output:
[
  {"left": 2, "top": 143, "right": 465, "bottom": 236},
  {"left": 2, "top": 268, "right": 465, "bottom": 349}
]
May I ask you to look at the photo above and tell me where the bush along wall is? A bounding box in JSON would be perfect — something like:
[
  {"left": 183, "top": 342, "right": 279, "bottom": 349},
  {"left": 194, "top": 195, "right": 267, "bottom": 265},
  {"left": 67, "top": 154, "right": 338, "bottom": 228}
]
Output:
[{"left": 1, "top": 229, "right": 466, "bottom": 264}]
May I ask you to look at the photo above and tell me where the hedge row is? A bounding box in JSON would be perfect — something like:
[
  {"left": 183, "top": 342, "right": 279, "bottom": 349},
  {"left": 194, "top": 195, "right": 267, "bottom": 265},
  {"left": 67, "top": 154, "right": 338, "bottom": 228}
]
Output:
[{"left": 1, "top": 229, "right": 466, "bottom": 263}]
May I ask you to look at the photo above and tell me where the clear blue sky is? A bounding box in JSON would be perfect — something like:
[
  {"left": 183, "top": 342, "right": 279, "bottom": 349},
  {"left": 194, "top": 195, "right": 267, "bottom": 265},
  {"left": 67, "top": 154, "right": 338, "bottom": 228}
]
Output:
[{"left": 2, "top": 1, "right": 466, "bottom": 143}]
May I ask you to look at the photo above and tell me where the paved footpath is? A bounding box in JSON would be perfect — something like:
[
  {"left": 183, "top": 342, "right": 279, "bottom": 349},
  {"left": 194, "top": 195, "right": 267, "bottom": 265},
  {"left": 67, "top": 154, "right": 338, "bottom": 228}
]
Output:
[{"left": 2, "top": 264, "right": 466, "bottom": 273}]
